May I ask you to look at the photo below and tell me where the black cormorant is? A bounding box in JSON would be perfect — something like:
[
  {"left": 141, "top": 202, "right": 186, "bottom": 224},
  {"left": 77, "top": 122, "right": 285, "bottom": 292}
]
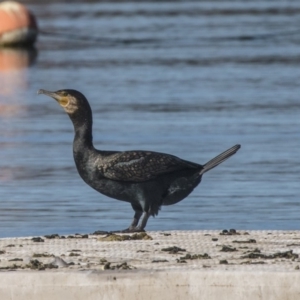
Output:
[{"left": 38, "top": 89, "right": 240, "bottom": 232}]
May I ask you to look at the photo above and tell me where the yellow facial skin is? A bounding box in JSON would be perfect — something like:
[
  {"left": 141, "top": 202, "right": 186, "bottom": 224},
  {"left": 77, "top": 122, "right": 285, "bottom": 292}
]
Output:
[
  {"left": 57, "top": 96, "right": 69, "bottom": 107},
  {"left": 38, "top": 89, "right": 78, "bottom": 114}
]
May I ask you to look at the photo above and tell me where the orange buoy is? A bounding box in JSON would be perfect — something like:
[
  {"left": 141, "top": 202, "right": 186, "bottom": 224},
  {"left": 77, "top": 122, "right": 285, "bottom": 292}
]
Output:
[{"left": 0, "top": 1, "right": 38, "bottom": 46}]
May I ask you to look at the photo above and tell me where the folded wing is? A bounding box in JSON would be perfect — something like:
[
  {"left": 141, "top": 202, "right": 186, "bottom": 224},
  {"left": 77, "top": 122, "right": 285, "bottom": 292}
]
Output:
[{"left": 98, "top": 151, "right": 201, "bottom": 182}]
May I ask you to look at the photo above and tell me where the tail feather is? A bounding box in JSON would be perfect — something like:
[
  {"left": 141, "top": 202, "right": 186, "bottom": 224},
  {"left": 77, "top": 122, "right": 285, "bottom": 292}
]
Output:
[{"left": 200, "top": 144, "right": 241, "bottom": 175}]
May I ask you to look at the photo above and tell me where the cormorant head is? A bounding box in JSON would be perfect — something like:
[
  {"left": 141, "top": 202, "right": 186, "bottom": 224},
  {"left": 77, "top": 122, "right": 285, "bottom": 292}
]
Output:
[{"left": 37, "top": 89, "right": 91, "bottom": 116}]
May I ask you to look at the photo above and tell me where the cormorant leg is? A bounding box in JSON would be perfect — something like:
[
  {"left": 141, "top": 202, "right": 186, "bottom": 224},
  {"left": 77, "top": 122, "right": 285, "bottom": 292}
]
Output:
[
  {"left": 129, "top": 210, "right": 143, "bottom": 230},
  {"left": 111, "top": 209, "right": 143, "bottom": 233},
  {"left": 136, "top": 212, "right": 150, "bottom": 231},
  {"left": 116, "top": 211, "right": 148, "bottom": 233}
]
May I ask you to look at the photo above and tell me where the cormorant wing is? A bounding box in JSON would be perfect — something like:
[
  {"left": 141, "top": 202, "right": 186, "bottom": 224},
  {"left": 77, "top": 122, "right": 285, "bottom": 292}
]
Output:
[{"left": 98, "top": 151, "right": 200, "bottom": 182}]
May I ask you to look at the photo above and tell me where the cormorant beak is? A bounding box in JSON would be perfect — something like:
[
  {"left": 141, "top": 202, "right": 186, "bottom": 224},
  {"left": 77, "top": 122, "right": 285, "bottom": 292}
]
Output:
[{"left": 37, "top": 89, "right": 69, "bottom": 107}]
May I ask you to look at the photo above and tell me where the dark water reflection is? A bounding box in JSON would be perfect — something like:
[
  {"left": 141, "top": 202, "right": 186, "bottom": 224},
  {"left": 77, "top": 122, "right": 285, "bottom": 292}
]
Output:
[{"left": 0, "top": 1, "right": 300, "bottom": 237}]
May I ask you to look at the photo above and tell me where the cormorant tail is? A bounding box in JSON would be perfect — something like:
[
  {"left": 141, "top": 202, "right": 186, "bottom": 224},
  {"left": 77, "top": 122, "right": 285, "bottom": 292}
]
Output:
[{"left": 200, "top": 144, "right": 241, "bottom": 175}]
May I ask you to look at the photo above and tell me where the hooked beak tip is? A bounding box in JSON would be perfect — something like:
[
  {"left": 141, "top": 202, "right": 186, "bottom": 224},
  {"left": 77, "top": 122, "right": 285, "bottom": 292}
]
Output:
[{"left": 37, "top": 89, "right": 46, "bottom": 95}]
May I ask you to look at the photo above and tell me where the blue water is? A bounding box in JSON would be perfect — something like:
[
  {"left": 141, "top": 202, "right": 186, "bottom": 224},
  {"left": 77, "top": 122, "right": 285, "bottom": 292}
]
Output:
[{"left": 0, "top": 1, "right": 300, "bottom": 238}]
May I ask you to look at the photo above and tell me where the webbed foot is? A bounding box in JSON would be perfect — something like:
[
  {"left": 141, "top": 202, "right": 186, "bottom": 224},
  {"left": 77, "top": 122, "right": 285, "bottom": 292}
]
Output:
[{"left": 110, "top": 227, "right": 145, "bottom": 233}]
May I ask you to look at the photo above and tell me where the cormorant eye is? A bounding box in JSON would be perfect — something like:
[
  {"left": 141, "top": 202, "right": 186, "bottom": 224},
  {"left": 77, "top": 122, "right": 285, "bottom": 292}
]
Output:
[{"left": 61, "top": 91, "right": 68, "bottom": 97}]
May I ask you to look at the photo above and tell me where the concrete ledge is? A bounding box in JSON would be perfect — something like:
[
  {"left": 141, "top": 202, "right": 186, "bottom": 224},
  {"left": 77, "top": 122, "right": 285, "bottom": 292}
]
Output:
[
  {"left": 1, "top": 270, "right": 300, "bottom": 300},
  {"left": 1, "top": 230, "right": 300, "bottom": 299}
]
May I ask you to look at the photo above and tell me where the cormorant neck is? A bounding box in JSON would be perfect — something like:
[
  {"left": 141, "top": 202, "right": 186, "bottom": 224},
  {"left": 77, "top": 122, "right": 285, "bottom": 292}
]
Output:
[
  {"left": 71, "top": 112, "right": 94, "bottom": 150},
  {"left": 74, "top": 123, "right": 93, "bottom": 149}
]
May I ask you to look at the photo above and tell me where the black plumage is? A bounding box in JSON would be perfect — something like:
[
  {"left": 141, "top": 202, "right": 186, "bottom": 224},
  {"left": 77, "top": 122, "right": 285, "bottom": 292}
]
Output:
[{"left": 38, "top": 89, "right": 241, "bottom": 232}]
